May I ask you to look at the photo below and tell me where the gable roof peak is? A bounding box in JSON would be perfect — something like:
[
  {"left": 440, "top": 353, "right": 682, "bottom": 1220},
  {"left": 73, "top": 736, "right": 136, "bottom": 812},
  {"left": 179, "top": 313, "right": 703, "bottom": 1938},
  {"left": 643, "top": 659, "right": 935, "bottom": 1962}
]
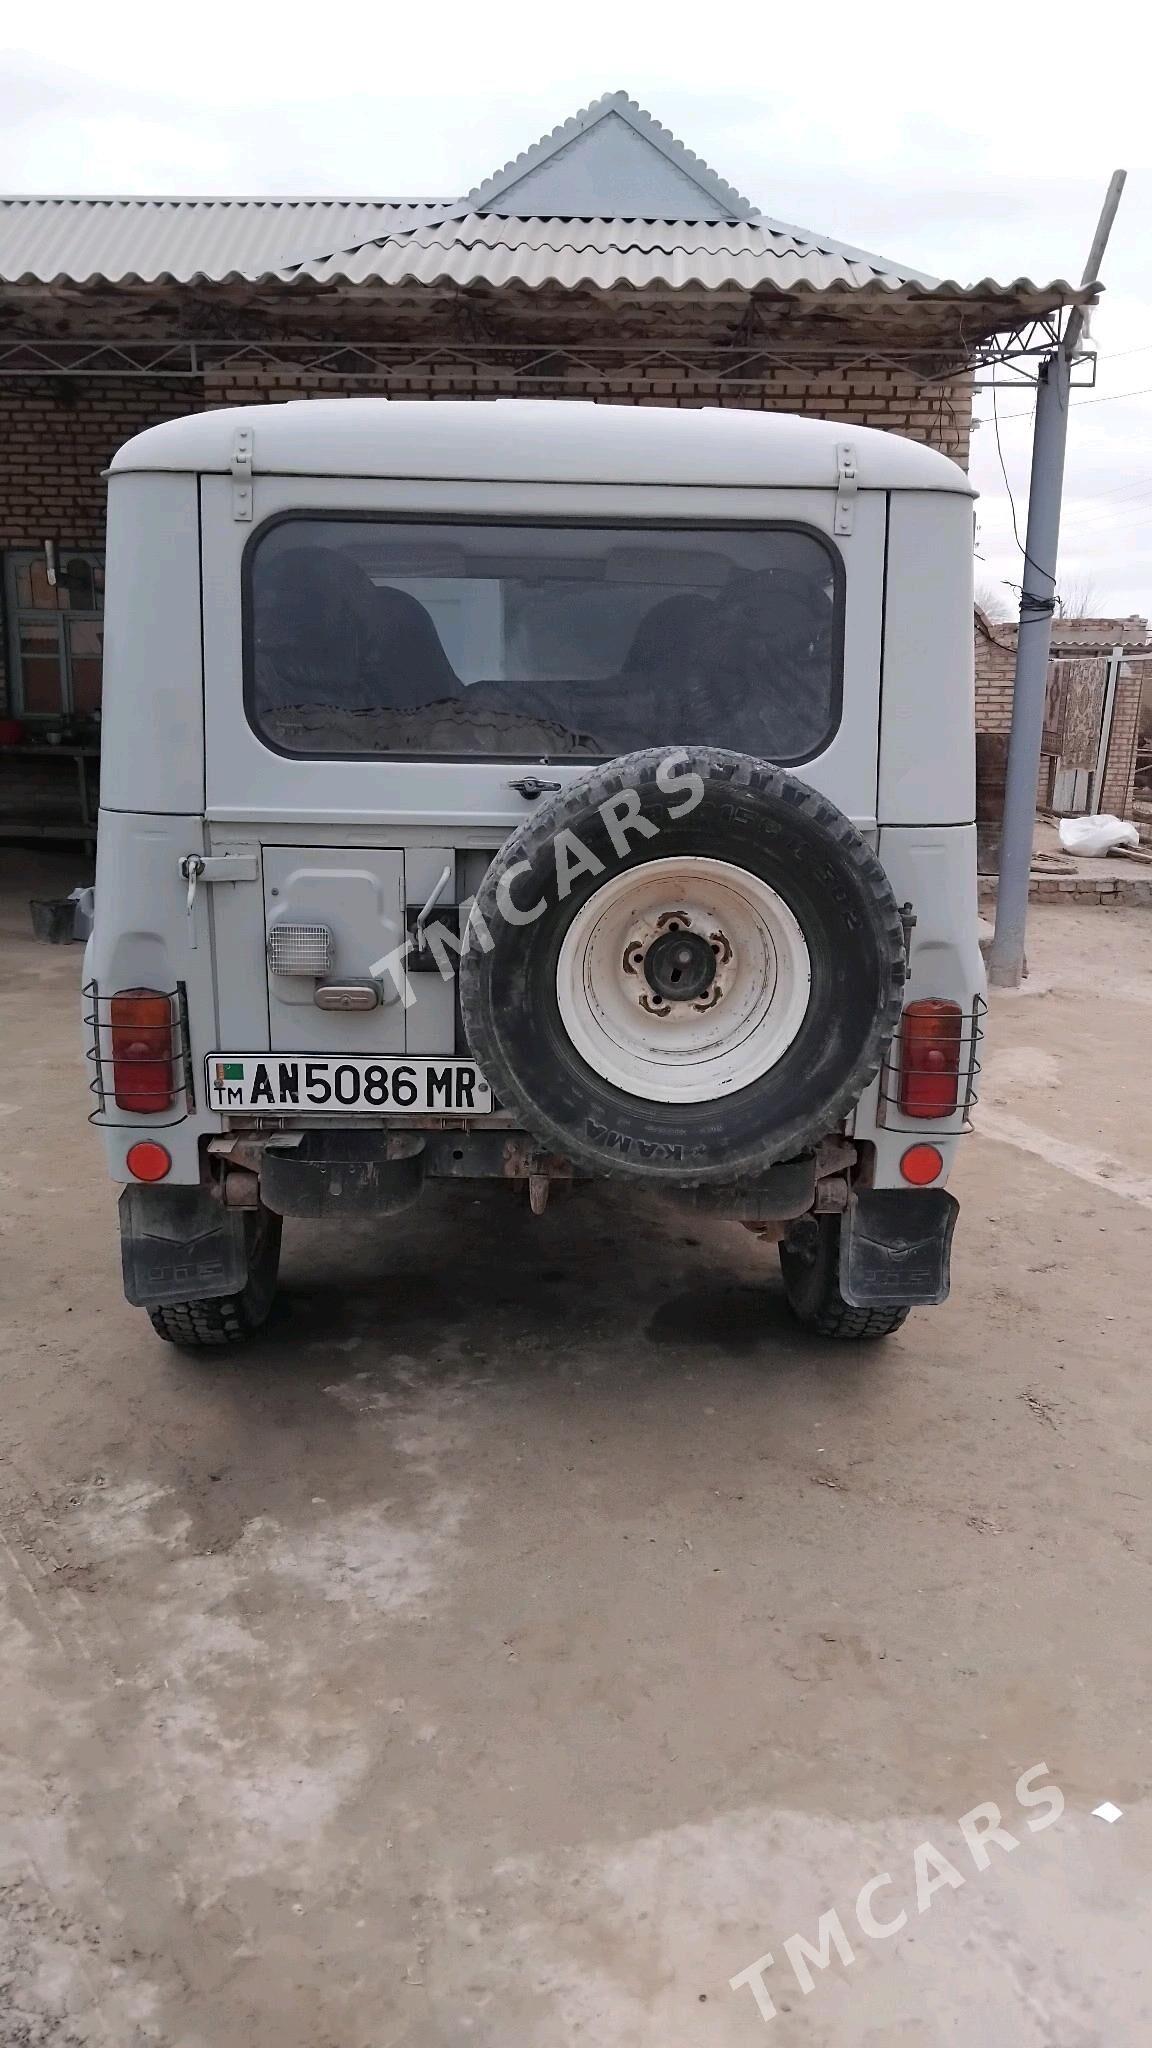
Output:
[{"left": 463, "top": 89, "right": 756, "bottom": 222}]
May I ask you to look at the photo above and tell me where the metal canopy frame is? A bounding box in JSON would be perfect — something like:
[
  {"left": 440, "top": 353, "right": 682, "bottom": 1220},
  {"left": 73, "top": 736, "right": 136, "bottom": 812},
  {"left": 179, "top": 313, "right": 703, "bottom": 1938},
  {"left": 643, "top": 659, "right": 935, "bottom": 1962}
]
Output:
[
  {"left": 0, "top": 313, "right": 1097, "bottom": 389},
  {"left": 969, "top": 314, "right": 1097, "bottom": 388}
]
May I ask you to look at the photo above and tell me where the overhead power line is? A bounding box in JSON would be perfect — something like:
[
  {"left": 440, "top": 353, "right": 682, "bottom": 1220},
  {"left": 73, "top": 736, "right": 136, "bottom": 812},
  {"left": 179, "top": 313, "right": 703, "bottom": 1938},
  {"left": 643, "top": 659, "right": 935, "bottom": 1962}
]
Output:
[{"left": 984, "top": 381, "right": 1152, "bottom": 425}]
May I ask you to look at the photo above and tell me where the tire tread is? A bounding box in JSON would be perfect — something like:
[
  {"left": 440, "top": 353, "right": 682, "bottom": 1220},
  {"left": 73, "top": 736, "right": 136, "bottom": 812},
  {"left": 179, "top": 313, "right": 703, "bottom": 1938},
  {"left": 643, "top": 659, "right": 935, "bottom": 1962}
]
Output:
[
  {"left": 799, "top": 1298, "right": 911, "bottom": 1341},
  {"left": 780, "top": 1214, "right": 912, "bottom": 1342},
  {"left": 148, "top": 1295, "right": 251, "bottom": 1346},
  {"left": 144, "top": 1210, "right": 282, "bottom": 1349}
]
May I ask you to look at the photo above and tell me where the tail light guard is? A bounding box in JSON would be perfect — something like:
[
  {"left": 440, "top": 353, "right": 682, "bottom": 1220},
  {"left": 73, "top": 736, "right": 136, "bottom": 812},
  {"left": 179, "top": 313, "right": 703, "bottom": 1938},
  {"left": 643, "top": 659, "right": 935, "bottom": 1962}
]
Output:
[{"left": 83, "top": 981, "right": 196, "bottom": 1127}]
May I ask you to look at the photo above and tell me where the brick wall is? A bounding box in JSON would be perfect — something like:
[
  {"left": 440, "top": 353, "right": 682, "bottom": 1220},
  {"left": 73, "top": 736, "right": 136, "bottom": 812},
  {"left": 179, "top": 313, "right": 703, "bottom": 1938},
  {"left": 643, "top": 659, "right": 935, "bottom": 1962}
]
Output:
[
  {"left": 0, "top": 377, "right": 199, "bottom": 547},
  {"left": 0, "top": 377, "right": 199, "bottom": 710},
  {"left": 974, "top": 610, "right": 1017, "bottom": 734},
  {"left": 974, "top": 610, "right": 1053, "bottom": 811},
  {"left": 199, "top": 362, "right": 973, "bottom": 465},
  {"left": 1039, "top": 615, "right": 1147, "bottom": 646}
]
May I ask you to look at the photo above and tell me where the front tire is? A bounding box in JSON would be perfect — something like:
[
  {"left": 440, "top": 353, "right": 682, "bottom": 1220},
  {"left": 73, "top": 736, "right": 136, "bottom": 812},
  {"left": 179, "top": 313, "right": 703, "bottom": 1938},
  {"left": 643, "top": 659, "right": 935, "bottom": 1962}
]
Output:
[
  {"left": 147, "top": 1208, "right": 282, "bottom": 1348},
  {"left": 779, "top": 1215, "right": 910, "bottom": 1340}
]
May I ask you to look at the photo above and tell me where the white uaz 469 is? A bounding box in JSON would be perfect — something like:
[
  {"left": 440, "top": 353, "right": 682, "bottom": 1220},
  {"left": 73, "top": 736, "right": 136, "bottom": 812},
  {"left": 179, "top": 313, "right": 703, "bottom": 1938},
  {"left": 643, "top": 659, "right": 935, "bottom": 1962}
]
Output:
[{"left": 86, "top": 400, "right": 983, "bottom": 1345}]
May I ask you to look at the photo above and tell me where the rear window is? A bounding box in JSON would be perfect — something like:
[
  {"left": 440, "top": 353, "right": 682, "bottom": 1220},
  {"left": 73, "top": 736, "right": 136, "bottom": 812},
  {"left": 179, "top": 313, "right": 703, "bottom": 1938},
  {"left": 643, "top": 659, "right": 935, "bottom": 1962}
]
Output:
[{"left": 246, "top": 518, "right": 843, "bottom": 762}]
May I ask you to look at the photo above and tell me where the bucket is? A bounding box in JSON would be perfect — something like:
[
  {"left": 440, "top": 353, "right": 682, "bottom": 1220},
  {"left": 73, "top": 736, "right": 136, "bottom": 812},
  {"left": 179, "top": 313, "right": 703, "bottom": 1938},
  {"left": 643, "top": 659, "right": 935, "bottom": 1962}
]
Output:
[{"left": 29, "top": 897, "right": 80, "bottom": 943}]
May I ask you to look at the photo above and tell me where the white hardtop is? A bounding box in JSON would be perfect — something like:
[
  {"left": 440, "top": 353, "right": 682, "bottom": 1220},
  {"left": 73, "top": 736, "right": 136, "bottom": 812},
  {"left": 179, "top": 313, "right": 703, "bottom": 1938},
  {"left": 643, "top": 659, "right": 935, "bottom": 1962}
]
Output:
[{"left": 110, "top": 397, "right": 974, "bottom": 496}]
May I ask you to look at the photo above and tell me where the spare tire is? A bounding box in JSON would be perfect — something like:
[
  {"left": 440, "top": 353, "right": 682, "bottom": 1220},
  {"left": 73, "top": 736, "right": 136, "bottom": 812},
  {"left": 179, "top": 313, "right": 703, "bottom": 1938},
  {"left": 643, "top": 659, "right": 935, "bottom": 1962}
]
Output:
[{"left": 459, "top": 748, "right": 906, "bottom": 1186}]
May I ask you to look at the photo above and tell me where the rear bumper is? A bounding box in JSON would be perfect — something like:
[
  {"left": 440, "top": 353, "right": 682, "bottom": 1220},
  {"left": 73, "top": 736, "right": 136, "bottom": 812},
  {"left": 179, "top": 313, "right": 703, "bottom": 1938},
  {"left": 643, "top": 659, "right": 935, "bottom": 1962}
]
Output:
[
  {"left": 215, "top": 1127, "right": 578, "bottom": 1218},
  {"left": 120, "top": 1138, "right": 960, "bottom": 1312},
  {"left": 208, "top": 1128, "right": 862, "bottom": 1220}
]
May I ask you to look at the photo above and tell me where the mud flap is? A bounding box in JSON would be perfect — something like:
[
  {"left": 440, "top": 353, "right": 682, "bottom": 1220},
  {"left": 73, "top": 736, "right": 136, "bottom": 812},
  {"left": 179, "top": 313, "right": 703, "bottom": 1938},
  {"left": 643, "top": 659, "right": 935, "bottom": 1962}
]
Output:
[
  {"left": 839, "top": 1189, "right": 959, "bottom": 1308},
  {"left": 119, "top": 1185, "right": 251, "bottom": 1307}
]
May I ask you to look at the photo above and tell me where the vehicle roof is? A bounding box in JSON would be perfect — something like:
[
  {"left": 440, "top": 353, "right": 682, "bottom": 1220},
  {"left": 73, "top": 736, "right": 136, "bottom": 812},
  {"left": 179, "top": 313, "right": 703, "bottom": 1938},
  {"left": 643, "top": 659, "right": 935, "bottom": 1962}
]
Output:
[{"left": 109, "top": 397, "right": 974, "bottom": 494}]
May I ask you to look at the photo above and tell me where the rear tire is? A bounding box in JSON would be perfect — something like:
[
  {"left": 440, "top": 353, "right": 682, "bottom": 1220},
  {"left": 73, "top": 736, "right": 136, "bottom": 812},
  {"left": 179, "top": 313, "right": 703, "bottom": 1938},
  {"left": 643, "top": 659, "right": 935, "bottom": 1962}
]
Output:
[
  {"left": 148, "top": 1208, "right": 282, "bottom": 1348},
  {"left": 779, "top": 1215, "right": 910, "bottom": 1340}
]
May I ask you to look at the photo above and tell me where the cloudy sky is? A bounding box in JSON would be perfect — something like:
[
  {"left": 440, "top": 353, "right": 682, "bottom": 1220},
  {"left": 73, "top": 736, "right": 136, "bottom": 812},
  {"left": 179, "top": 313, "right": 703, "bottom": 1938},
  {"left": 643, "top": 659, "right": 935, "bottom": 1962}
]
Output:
[{"left": 4, "top": 1, "right": 1149, "bottom": 621}]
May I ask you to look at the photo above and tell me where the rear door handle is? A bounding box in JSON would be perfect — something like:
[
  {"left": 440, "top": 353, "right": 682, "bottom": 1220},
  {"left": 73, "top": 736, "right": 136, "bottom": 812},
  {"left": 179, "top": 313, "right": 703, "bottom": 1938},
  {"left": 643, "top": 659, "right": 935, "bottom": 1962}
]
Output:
[
  {"left": 178, "top": 852, "right": 258, "bottom": 950},
  {"left": 509, "top": 777, "right": 562, "bottom": 801},
  {"left": 178, "top": 854, "right": 259, "bottom": 884}
]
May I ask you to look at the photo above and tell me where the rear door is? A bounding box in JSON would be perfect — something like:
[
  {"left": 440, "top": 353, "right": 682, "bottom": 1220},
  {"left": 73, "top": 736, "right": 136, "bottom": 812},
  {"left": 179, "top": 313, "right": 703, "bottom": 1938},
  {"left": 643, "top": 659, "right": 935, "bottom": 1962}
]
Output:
[{"left": 200, "top": 472, "right": 887, "bottom": 1058}]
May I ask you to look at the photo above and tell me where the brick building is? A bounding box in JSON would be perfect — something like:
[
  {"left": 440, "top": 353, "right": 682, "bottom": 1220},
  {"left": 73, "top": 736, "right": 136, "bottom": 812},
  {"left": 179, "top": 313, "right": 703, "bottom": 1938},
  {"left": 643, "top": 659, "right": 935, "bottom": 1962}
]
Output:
[
  {"left": 0, "top": 89, "right": 1096, "bottom": 825},
  {"left": 975, "top": 609, "right": 1149, "bottom": 826}
]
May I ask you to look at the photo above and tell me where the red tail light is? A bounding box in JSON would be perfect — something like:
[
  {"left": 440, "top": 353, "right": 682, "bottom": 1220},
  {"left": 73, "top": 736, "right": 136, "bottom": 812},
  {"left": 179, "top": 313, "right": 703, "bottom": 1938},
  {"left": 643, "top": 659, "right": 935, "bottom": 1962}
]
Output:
[
  {"left": 899, "top": 999, "right": 963, "bottom": 1119},
  {"left": 110, "top": 989, "right": 176, "bottom": 1113}
]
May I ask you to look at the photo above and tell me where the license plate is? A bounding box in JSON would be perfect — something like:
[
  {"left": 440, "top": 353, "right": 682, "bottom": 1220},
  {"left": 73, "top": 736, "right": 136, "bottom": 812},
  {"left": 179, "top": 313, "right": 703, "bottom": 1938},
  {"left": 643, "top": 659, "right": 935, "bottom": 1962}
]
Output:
[{"left": 206, "top": 1053, "right": 492, "bottom": 1115}]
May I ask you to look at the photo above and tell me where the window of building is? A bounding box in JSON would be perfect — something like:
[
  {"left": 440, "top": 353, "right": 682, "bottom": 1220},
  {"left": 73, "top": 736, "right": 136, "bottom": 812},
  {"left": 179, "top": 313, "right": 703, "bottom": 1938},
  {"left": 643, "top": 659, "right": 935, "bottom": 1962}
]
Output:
[{"left": 4, "top": 550, "right": 105, "bottom": 719}]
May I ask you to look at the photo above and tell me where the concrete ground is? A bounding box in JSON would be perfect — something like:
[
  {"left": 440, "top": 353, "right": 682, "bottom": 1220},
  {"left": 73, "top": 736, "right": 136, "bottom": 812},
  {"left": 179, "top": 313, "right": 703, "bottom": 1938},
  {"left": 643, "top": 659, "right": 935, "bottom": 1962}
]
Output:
[{"left": 2, "top": 852, "right": 1151, "bottom": 2047}]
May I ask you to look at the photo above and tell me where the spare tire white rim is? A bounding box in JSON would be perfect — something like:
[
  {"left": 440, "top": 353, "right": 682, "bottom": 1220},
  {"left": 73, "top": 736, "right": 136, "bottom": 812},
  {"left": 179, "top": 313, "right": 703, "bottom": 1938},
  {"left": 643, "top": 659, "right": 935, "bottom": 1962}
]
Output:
[{"left": 555, "top": 856, "right": 812, "bottom": 1104}]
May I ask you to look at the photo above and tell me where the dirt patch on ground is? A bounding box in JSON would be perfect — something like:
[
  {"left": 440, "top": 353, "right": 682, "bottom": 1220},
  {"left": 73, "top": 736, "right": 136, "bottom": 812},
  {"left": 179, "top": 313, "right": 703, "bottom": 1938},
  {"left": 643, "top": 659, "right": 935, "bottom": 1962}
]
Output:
[{"left": 2, "top": 863, "right": 1150, "bottom": 2045}]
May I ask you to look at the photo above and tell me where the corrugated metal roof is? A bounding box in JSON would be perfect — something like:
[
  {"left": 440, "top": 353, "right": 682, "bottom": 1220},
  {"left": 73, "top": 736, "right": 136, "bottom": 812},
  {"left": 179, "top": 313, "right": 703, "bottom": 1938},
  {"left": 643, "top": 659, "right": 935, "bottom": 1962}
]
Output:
[
  {"left": 0, "top": 193, "right": 1090, "bottom": 308},
  {"left": 1, "top": 191, "right": 944, "bottom": 292},
  {"left": 1049, "top": 641, "right": 1152, "bottom": 656},
  {"left": 287, "top": 214, "right": 1085, "bottom": 306},
  {"left": 290, "top": 213, "right": 924, "bottom": 291},
  {"left": 977, "top": 613, "right": 1152, "bottom": 656},
  {"left": 0, "top": 196, "right": 449, "bottom": 285},
  {"left": 0, "top": 85, "right": 1100, "bottom": 314}
]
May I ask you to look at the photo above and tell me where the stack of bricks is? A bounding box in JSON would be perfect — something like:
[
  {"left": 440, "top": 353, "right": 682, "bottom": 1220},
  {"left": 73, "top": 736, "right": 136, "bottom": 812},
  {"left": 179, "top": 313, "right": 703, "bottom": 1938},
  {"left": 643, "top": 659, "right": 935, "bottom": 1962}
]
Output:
[{"left": 978, "top": 870, "right": 1152, "bottom": 908}]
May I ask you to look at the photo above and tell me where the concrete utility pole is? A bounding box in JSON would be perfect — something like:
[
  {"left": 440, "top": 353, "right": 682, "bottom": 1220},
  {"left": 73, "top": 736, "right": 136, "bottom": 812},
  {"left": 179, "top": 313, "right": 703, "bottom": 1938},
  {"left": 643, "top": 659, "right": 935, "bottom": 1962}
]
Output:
[{"left": 987, "top": 169, "right": 1127, "bottom": 988}]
